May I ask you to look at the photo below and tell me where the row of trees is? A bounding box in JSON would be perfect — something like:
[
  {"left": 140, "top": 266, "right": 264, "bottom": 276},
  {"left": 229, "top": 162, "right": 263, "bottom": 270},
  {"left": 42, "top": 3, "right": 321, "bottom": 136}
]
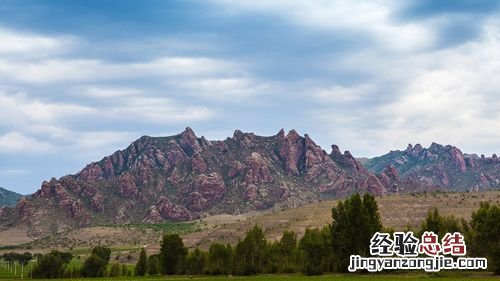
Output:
[
  {"left": 29, "top": 246, "right": 138, "bottom": 278},
  {"left": 1, "top": 252, "right": 33, "bottom": 266},
  {"left": 136, "top": 193, "right": 498, "bottom": 276},
  {"left": 131, "top": 194, "right": 385, "bottom": 275}
]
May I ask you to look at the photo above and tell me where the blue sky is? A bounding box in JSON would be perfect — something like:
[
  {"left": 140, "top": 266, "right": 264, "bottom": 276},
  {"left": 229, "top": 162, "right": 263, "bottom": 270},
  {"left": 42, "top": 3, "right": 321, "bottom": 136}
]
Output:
[{"left": 1, "top": 0, "right": 499, "bottom": 194}]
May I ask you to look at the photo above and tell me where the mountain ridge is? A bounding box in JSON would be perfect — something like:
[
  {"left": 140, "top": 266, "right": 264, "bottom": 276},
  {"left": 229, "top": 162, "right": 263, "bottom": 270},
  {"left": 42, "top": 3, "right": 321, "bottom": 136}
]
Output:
[
  {"left": 0, "top": 187, "right": 22, "bottom": 207},
  {"left": 0, "top": 129, "right": 498, "bottom": 241},
  {"left": 365, "top": 142, "right": 500, "bottom": 191},
  {"left": 0, "top": 128, "right": 387, "bottom": 239}
]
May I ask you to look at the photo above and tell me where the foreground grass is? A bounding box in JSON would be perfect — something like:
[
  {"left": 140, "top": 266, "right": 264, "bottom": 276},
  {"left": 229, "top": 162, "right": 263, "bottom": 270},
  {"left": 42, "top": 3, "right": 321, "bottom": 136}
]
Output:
[{"left": 1, "top": 273, "right": 498, "bottom": 281}]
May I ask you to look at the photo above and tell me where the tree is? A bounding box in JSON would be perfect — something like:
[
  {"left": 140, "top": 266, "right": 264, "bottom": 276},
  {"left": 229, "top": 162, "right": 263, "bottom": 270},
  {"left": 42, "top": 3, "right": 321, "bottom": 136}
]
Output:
[
  {"left": 330, "top": 193, "right": 383, "bottom": 272},
  {"left": 208, "top": 243, "right": 233, "bottom": 275},
  {"left": 109, "top": 263, "right": 121, "bottom": 277},
  {"left": 299, "top": 228, "right": 325, "bottom": 275},
  {"left": 319, "top": 225, "right": 334, "bottom": 273},
  {"left": 91, "top": 246, "right": 111, "bottom": 262},
  {"left": 81, "top": 254, "right": 107, "bottom": 277},
  {"left": 234, "top": 225, "right": 267, "bottom": 275},
  {"left": 32, "top": 251, "right": 71, "bottom": 279},
  {"left": 18, "top": 252, "right": 33, "bottom": 266},
  {"left": 81, "top": 246, "right": 111, "bottom": 277},
  {"left": 135, "top": 248, "right": 148, "bottom": 276},
  {"left": 148, "top": 255, "right": 160, "bottom": 275},
  {"left": 469, "top": 202, "right": 500, "bottom": 275},
  {"left": 186, "top": 248, "right": 207, "bottom": 275},
  {"left": 160, "top": 234, "right": 187, "bottom": 274},
  {"left": 279, "top": 230, "right": 297, "bottom": 272},
  {"left": 121, "top": 264, "right": 128, "bottom": 277},
  {"left": 419, "top": 207, "right": 463, "bottom": 237}
]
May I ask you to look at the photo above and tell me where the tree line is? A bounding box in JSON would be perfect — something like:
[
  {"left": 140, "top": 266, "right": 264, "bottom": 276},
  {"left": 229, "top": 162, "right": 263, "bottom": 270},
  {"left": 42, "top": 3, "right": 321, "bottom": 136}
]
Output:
[
  {"left": 134, "top": 193, "right": 500, "bottom": 276},
  {"left": 3, "top": 193, "right": 499, "bottom": 277}
]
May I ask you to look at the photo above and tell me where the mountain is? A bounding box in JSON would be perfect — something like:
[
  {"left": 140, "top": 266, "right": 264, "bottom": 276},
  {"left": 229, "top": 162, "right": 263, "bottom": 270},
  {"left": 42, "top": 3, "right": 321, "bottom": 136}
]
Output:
[
  {"left": 0, "top": 128, "right": 387, "bottom": 239},
  {"left": 365, "top": 143, "right": 500, "bottom": 192},
  {"left": 0, "top": 187, "right": 22, "bottom": 207}
]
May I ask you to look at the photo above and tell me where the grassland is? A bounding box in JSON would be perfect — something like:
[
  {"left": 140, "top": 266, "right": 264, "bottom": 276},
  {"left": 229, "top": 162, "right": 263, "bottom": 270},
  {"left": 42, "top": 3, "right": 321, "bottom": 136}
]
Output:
[{"left": 1, "top": 266, "right": 499, "bottom": 281}]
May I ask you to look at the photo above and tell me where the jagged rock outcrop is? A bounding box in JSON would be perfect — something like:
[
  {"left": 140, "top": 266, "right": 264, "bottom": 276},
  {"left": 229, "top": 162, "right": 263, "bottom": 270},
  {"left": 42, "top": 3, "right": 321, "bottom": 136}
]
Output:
[
  {"left": 365, "top": 143, "right": 500, "bottom": 191},
  {"left": 0, "top": 128, "right": 388, "bottom": 239}
]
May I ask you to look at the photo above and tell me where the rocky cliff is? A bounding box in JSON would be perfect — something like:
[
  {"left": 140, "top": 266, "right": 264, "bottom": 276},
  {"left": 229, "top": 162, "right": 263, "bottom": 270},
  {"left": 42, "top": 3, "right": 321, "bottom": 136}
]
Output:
[{"left": 0, "top": 128, "right": 386, "bottom": 238}]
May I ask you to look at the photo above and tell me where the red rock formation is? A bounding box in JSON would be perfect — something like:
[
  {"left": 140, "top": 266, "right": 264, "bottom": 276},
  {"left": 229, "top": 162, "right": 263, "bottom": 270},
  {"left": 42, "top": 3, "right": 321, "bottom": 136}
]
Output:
[
  {"left": 228, "top": 160, "right": 245, "bottom": 178},
  {"left": 279, "top": 130, "right": 304, "bottom": 176},
  {"left": 156, "top": 197, "right": 193, "bottom": 221},
  {"left": 0, "top": 128, "right": 397, "bottom": 239},
  {"left": 188, "top": 173, "right": 226, "bottom": 211},
  {"left": 118, "top": 173, "right": 138, "bottom": 198},
  {"left": 191, "top": 153, "right": 208, "bottom": 174},
  {"left": 450, "top": 147, "right": 467, "bottom": 172}
]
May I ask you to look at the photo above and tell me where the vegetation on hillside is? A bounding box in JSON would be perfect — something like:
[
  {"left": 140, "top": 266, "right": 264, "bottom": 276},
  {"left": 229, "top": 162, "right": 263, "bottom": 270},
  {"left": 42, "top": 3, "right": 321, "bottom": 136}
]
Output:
[{"left": 0, "top": 187, "right": 22, "bottom": 207}]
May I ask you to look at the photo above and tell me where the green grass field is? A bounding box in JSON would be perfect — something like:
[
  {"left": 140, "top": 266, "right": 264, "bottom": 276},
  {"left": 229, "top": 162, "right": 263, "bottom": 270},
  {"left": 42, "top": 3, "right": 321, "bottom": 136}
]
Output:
[
  {"left": 1, "top": 259, "right": 499, "bottom": 280},
  {"left": 1, "top": 266, "right": 499, "bottom": 281}
]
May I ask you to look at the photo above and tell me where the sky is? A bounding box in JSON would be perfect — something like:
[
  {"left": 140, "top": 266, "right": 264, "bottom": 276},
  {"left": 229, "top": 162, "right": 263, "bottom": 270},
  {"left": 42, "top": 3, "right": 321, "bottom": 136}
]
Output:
[{"left": 1, "top": 0, "right": 499, "bottom": 194}]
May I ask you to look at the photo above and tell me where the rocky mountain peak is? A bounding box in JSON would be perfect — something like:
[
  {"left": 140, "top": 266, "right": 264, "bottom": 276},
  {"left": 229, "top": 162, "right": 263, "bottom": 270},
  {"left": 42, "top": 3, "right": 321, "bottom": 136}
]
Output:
[
  {"left": 277, "top": 128, "right": 286, "bottom": 139},
  {"left": 179, "top": 127, "right": 203, "bottom": 155}
]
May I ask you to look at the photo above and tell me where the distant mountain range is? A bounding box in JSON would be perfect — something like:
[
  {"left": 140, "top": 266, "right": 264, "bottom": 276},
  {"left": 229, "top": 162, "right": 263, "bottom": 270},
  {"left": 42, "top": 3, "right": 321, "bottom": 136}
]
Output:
[
  {"left": 365, "top": 143, "right": 499, "bottom": 192},
  {"left": 0, "top": 128, "right": 498, "bottom": 239},
  {"left": 0, "top": 187, "right": 22, "bottom": 207}
]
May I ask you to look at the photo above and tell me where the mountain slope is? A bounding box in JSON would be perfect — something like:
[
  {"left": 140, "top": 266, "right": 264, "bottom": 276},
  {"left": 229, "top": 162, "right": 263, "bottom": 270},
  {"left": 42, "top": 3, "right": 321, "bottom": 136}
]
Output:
[
  {"left": 365, "top": 143, "right": 500, "bottom": 191},
  {"left": 0, "top": 128, "right": 386, "bottom": 239},
  {"left": 0, "top": 187, "right": 22, "bottom": 207}
]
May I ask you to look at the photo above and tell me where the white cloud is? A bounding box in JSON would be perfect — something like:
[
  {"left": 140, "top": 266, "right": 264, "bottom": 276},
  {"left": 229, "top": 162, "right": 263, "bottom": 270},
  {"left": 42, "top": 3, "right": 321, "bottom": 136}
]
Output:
[
  {"left": 83, "top": 87, "right": 142, "bottom": 99},
  {"left": 107, "top": 96, "right": 215, "bottom": 123},
  {"left": 71, "top": 131, "right": 136, "bottom": 150},
  {"left": 0, "top": 28, "right": 74, "bottom": 58},
  {"left": 0, "top": 56, "right": 240, "bottom": 84},
  {"left": 172, "top": 77, "right": 275, "bottom": 101},
  {"left": 0, "top": 132, "right": 54, "bottom": 154},
  {"left": 0, "top": 92, "right": 96, "bottom": 127},
  {"left": 211, "top": 0, "right": 435, "bottom": 52},
  {"left": 312, "top": 22, "right": 500, "bottom": 156},
  {"left": 313, "top": 84, "right": 377, "bottom": 103}
]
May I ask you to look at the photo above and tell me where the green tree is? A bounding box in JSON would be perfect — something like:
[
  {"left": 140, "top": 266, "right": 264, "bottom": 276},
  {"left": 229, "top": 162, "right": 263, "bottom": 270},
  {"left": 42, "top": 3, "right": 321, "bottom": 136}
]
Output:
[
  {"left": 299, "top": 228, "right": 325, "bottom": 275},
  {"left": 263, "top": 240, "right": 281, "bottom": 273},
  {"left": 109, "top": 263, "right": 121, "bottom": 277},
  {"left": 121, "top": 264, "right": 128, "bottom": 277},
  {"left": 31, "top": 251, "right": 72, "bottom": 279},
  {"left": 469, "top": 202, "right": 500, "bottom": 275},
  {"left": 234, "top": 225, "right": 267, "bottom": 275},
  {"left": 148, "top": 255, "right": 160, "bottom": 275},
  {"left": 186, "top": 248, "right": 207, "bottom": 275},
  {"left": 135, "top": 248, "right": 148, "bottom": 276},
  {"left": 330, "top": 193, "right": 383, "bottom": 272},
  {"left": 208, "top": 243, "right": 233, "bottom": 275},
  {"left": 419, "top": 207, "right": 464, "bottom": 237},
  {"left": 91, "top": 246, "right": 111, "bottom": 262},
  {"left": 279, "top": 230, "right": 297, "bottom": 272},
  {"left": 80, "top": 246, "right": 111, "bottom": 277},
  {"left": 17, "top": 252, "right": 33, "bottom": 266},
  {"left": 160, "top": 234, "right": 187, "bottom": 274},
  {"left": 81, "top": 254, "right": 107, "bottom": 277},
  {"left": 320, "top": 225, "right": 334, "bottom": 272}
]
